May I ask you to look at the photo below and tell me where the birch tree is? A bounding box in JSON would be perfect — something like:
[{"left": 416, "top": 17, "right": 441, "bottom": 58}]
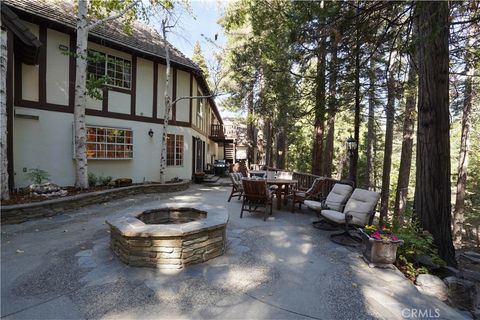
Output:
[
  {"left": 73, "top": 0, "right": 139, "bottom": 189},
  {"left": 0, "top": 27, "right": 9, "bottom": 200}
]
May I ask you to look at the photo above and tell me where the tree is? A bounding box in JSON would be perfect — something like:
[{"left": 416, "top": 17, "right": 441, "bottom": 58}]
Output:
[
  {"left": 393, "top": 57, "right": 417, "bottom": 228},
  {"left": 414, "top": 1, "right": 456, "bottom": 266},
  {"left": 453, "top": 27, "right": 476, "bottom": 245},
  {"left": 192, "top": 41, "right": 210, "bottom": 80},
  {"left": 0, "top": 27, "right": 8, "bottom": 200},
  {"left": 73, "top": 0, "right": 139, "bottom": 189}
]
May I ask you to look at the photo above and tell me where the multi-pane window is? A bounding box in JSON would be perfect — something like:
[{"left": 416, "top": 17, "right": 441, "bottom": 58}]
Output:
[
  {"left": 167, "top": 134, "right": 184, "bottom": 166},
  {"left": 86, "top": 126, "right": 133, "bottom": 159},
  {"left": 87, "top": 50, "right": 131, "bottom": 89}
]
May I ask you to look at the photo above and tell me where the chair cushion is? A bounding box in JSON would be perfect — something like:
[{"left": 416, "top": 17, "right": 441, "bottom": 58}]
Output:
[
  {"left": 321, "top": 209, "right": 345, "bottom": 224},
  {"left": 324, "top": 184, "right": 353, "bottom": 211},
  {"left": 343, "top": 189, "right": 380, "bottom": 226},
  {"left": 304, "top": 200, "right": 323, "bottom": 211}
]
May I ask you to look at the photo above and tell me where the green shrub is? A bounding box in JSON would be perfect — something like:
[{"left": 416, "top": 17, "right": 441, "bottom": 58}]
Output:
[
  {"left": 26, "top": 168, "right": 50, "bottom": 184},
  {"left": 394, "top": 222, "right": 446, "bottom": 280},
  {"left": 88, "top": 172, "right": 98, "bottom": 187},
  {"left": 98, "top": 176, "right": 113, "bottom": 186}
]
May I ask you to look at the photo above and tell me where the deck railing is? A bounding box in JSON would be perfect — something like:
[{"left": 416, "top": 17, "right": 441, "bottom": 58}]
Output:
[
  {"left": 210, "top": 124, "right": 224, "bottom": 139},
  {"left": 292, "top": 171, "right": 322, "bottom": 190}
]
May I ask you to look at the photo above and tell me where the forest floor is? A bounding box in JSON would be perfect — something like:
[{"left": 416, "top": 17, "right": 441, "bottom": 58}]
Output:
[{"left": 1, "top": 182, "right": 469, "bottom": 319}]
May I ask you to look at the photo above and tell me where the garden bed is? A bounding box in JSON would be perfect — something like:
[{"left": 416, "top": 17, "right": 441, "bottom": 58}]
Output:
[{"left": 1, "top": 181, "right": 190, "bottom": 224}]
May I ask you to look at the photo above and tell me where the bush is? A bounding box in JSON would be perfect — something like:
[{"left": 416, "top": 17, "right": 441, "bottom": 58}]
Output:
[
  {"left": 98, "top": 176, "right": 113, "bottom": 186},
  {"left": 88, "top": 172, "right": 98, "bottom": 187},
  {"left": 26, "top": 168, "right": 50, "bottom": 184},
  {"left": 394, "top": 222, "right": 446, "bottom": 280}
]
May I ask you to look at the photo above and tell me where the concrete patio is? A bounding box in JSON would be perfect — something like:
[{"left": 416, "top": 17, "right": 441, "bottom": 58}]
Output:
[{"left": 1, "top": 182, "right": 469, "bottom": 319}]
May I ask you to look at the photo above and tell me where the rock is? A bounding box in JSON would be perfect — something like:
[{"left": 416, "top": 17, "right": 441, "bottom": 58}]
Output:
[
  {"left": 436, "top": 266, "right": 460, "bottom": 278},
  {"left": 460, "top": 253, "right": 480, "bottom": 265},
  {"left": 415, "top": 274, "right": 448, "bottom": 301},
  {"left": 415, "top": 255, "right": 440, "bottom": 269},
  {"left": 114, "top": 178, "right": 132, "bottom": 187},
  {"left": 465, "top": 251, "right": 480, "bottom": 259},
  {"left": 444, "top": 276, "right": 477, "bottom": 311},
  {"left": 29, "top": 183, "right": 66, "bottom": 197}
]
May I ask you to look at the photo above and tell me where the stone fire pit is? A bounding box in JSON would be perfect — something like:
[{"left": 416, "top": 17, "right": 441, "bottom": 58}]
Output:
[{"left": 106, "top": 203, "right": 228, "bottom": 269}]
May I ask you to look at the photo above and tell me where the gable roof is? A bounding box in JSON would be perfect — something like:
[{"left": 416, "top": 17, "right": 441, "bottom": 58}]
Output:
[{"left": 4, "top": 0, "right": 223, "bottom": 124}]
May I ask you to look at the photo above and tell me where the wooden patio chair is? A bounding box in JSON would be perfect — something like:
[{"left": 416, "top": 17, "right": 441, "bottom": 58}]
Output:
[
  {"left": 227, "top": 172, "right": 244, "bottom": 202},
  {"left": 289, "top": 177, "right": 339, "bottom": 212},
  {"left": 240, "top": 178, "right": 273, "bottom": 221}
]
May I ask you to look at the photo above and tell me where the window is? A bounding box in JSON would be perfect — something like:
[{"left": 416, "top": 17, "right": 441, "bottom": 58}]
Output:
[
  {"left": 86, "top": 126, "right": 133, "bottom": 159},
  {"left": 196, "top": 92, "right": 205, "bottom": 131},
  {"left": 87, "top": 50, "right": 131, "bottom": 89},
  {"left": 167, "top": 134, "right": 184, "bottom": 166}
]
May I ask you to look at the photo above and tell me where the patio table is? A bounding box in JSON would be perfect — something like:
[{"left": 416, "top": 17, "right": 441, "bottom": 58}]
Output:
[{"left": 266, "top": 179, "right": 298, "bottom": 210}]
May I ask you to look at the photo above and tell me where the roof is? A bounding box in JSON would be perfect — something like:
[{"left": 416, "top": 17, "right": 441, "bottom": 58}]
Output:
[{"left": 4, "top": 0, "right": 223, "bottom": 124}]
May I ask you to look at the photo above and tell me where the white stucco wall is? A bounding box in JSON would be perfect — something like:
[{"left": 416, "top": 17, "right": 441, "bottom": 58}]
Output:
[
  {"left": 13, "top": 107, "right": 195, "bottom": 187},
  {"left": 135, "top": 58, "right": 153, "bottom": 117},
  {"left": 176, "top": 70, "right": 190, "bottom": 123},
  {"left": 46, "top": 29, "right": 70, "bottom": 105},
  {"left": 108, "top": 91, "right": 130, "bottom": 114}
]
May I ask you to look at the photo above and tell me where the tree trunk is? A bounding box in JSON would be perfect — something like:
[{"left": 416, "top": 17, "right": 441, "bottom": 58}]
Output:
[
  {"left": 0, "top": 27, "right": 9, "bottom": 200},
  {"left": 246, "top": 80, "right": 255, "bottom": 166},
  {"left": 265, "top": 120, "right": 273, "bottom": 167},
  {"left": 415, "top": 1, "right": 456, "bottom": 266},
  {"left": 323, "top": 33, "right": 338, "bottom": 178},
  {"left": 366, "top": 58, "right": 376, "bottom": 190},
  {"left": 379, "top": 70, "right": 395, "bottom": 226},
  {"left": 159, "top": 17, "right": 172, "bottom": 184},
  {"left": 311, "top": 34, "right": 326, "bottom": 176},
  {"left": 393, "top": 58, "right": 417, "bottom": 228},
  {"left": 453, "top": 31, "right": 475, "bottom": 246},
  {"left": 74, "top": 0, "right": 89, "bottom": 189},
  {"left": 276, "top": 128, "right": 286, "bottom": 169},
  {"left": 351, "top": 12, "right": 361, "bottom": 186}
]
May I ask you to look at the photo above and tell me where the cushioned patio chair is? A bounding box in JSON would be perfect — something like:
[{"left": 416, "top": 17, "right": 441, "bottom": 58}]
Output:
[
  {"left": 227, "top": 172, "right": 244, "bottom": 202},
  {"left": 240, "top": 178, "right": 273, "bottom": 221},
  {"left": 290, "top": 177, "right": 340, "bottom": 213},
  {"left": 321, "top": 188, "right": 380, "bottom": 246},
  {"left": 305, "top": 183, "right": 353, "bottom": 228}
]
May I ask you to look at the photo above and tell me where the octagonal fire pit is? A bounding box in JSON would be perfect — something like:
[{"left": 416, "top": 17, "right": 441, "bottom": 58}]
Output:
[{"left": 106, "top": 204, "right": 228, "bottom": 269}]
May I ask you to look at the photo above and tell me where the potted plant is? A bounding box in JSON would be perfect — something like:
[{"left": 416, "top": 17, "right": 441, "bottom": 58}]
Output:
[
  {"left": 193, "top": 171, "right": 205, "bottom": 183},
  {"left": 360, "top": 225, "right": 404, "bottom": 268}
]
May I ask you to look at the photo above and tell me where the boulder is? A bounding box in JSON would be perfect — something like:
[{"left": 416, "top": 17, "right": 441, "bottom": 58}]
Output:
[
  {"left": 29, "top": 183, "right": 66, "bottom": 197},
  {"left": 415, "top": 274, "right": 448, "bottom": 301},
  {"left": 114, "top": 178, "right": 132, "bottom": 188},
  {"left": 444, "top": 276, "right": 477, "bottom": 311}
]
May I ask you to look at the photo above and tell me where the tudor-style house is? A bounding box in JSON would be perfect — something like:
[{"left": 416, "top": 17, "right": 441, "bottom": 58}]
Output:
[{"left": 2, "top": 0, "right": 228, "bottom": 189}]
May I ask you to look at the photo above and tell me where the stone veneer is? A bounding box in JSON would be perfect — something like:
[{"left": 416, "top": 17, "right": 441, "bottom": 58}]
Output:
[
  {"left": 1, "top": 181, "right": 190, "bottom": 224},
  {"left": 106, "top": 203, "right": 229, "bottom": 269}
]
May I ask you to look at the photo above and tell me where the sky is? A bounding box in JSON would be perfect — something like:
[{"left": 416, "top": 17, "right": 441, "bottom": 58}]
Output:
[{"left": 166, "top": 0, "right": 239, "bottom": 118}]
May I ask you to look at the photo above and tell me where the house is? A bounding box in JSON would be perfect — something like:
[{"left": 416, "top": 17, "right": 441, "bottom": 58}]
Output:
[{"left": 2, "top": 0, "right": 230, "bottom": 188}]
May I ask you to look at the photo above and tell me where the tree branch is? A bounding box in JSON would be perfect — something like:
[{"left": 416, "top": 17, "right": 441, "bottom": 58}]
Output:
[{"left": 87, "top": 0, "right": 140, "bottom": 30}]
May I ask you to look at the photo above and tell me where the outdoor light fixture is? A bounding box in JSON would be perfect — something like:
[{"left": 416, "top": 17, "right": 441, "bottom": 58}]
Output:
[
  {"left": 278, "top": 150, "right": 283, "bottom": 156},
  {"left": 148, "top": 129, "right": 154, "bottom": 137},
  {"left": 346, "top": 136, "right": 357, "bottom": 154}
]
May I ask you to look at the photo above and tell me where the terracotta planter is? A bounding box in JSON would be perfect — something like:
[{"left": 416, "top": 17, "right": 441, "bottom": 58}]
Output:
[{"left": 359, "top": 228, "right": 404, "bottom": 268}]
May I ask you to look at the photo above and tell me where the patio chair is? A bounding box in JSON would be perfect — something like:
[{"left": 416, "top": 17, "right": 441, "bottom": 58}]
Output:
[
  {"left": 227, "top": 172, "right": 244, "bottom": 202},
  {"left": 290, "top": 177, "right": 339, "bottom": 212},
  {"left": 321, "top": 188, "right": 380, "bottom": 246},
  {"left": 240, "top": 178, "right": 273, "bottom": 221}
]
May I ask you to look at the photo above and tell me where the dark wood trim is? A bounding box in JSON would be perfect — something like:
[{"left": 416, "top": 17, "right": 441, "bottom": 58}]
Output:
[
  {"left": 102, "top": 88, "right": 108, "bottom": 112},
  {"left": 106, "top": 85, "right": 131, "bottom": 95},
  {"left": 130, "top": 55, "right": 137, "bottom": 115},
  {"left": 15, "top": 100, "right": 74, "bottom": 113},
  {"left": 172, "top": 67, "right": 177, "bottom": 122},
  {"left": 38, "top": 25, "right": 47, "bottom": 104},
  {"left": 14, "top": 55, "right": 22, "bottom": 104},
  {"left": 152, "top": 61, "right": 158, "bottom": 118},
  {"left": 189, "top": 73, "right": 193, "bottom": 125},
  {"left": 7, "top": 30, "right": 15, "bottom": 190},
  {"left": 68, "top": 33, "right": 76, "bottom": 108}
]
